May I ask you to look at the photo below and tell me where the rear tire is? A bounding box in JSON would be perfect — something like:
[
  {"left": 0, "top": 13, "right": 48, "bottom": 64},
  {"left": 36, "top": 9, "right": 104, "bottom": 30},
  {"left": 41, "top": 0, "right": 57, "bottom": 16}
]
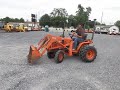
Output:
[
  {"left": 79, "top": 45, "right": 88, "bottom": 58},
  {"left": 79, "top": 46, "right": 97, "bottom": 62},
  {"left": 54, "top": 50, "right": 64, "bottom": 63}
]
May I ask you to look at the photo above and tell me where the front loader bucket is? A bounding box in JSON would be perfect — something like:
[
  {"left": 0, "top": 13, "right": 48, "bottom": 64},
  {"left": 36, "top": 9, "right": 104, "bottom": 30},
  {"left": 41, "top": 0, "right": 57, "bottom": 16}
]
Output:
[{"left": 28, "top": 45, "right": 41, "bottom": 64}]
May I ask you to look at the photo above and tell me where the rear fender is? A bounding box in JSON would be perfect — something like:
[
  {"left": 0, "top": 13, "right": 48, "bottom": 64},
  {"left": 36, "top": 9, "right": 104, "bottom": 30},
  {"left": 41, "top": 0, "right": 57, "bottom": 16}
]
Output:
[{"left": 77, "top": 40, "right": 93, "bottom": 51}]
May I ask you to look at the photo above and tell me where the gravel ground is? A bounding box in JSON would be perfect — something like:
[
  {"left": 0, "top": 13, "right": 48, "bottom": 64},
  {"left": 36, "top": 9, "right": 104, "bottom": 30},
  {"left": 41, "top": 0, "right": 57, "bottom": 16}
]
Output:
[{"left": 0, "top": 30, "right": 120, "bottom": 90}]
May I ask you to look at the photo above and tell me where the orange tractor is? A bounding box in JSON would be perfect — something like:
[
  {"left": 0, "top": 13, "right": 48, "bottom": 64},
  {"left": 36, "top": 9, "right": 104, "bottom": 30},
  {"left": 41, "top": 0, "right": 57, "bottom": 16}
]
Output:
[{"left": 28, "top": 30, "right": 97, "bottom": 64}]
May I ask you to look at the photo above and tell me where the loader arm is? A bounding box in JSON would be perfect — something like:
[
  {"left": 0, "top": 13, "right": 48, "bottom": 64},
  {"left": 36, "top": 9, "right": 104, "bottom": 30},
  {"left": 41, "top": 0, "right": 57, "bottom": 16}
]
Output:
[{"left": 37, "top": 34, "right": 54, "bottom": 57}]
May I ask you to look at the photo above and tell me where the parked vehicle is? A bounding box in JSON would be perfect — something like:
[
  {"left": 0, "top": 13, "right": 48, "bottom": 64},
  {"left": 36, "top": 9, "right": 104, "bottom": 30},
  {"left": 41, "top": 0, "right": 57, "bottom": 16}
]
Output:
[
  {"left": 16, "top": 23, "right": 28, "bottom": 32},
  {"left": 108, "top": 26, "right": 119, "bottom": 35},
  {"left": 4, "top": 23, "right": 14, "bottom": 32}
]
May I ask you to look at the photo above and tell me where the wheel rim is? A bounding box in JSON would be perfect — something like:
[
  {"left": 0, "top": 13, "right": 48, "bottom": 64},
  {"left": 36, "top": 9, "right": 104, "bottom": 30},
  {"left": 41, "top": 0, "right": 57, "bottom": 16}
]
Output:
[
  {"left": 58, "top": 52, "right": 64, "bottom": 61},
  {"left": 86, "top": 49, "right": 95, "bottom": 60}
]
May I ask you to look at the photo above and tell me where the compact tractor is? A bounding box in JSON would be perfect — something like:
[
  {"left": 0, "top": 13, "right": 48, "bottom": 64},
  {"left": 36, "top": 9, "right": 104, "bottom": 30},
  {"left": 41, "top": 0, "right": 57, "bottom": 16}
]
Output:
[
  {"left": 28, "top": 29, "right": 97, "bottom": 64},
  {"left": 4, "top": 23, "right": 14, "bottom": 32},
  {"left": 16, "top": 23, "right": 28, "bottom": 32}
]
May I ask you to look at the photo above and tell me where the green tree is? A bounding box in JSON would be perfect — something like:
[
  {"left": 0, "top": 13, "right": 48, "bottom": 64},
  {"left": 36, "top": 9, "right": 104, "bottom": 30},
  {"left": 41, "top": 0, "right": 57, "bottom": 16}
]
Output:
[
  {"left": 19, "top": 18, "right": 24, "bottom": 22},
  {"left": 86, "top": 7, "right": 92, "bottom": 19},
  {"left": 68, "top": 15, "right": 77, "bottom": 28},
  {"left": 39, "top": 14, "right": 51, "bottom": 26},
  {"left": 0, "top": 17, "right": 25, "bottom": 23},
  {"left": 76, "top": 4, "right": 84, "bottom": 15},
  {"left": 14, "top": 18, "right": 19, "bottom": 22},
  {"left": 3, "top": 17, "right": 11, "bottom": 23},
  {"left": 50, "top": 8, "right": 68, "bottom": 17},
  {"left": 75, "top": 4, "right": 92, "bottom": 27},
  {"left": 50, "top": 8, "right": 68, "bottom": 28},
  {"left": 51, "top": 16, "right": 67, "bottom": 28},
  {"left": 115, "top": 20, "right": 120, "bottom": 30},
  {"left": 38, "top": 4, "right": 92, "bottom": 28}
]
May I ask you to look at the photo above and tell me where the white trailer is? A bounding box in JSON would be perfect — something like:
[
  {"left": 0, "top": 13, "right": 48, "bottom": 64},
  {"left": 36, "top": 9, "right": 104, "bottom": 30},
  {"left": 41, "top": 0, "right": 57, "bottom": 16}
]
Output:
[{"left": 95, "top": 25, "right": 119, "bottom": 34}]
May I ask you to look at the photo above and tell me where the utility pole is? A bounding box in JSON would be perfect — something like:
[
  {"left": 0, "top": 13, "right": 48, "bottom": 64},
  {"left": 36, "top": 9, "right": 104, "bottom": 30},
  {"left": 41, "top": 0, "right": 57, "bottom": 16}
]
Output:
[
  {"left": 101, "top": 12, "right": 103, "bottom": 24},
  {"left": 100, "top": 12, "right": 103, "bottom": 34},
  {"left": 36, "top": 14, "right": 37, "bottom": 23}
]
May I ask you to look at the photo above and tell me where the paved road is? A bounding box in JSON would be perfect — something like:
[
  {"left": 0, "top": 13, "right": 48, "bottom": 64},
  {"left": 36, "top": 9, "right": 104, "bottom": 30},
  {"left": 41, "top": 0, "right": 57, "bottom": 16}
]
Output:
[{"left": 0, "top": 31, "right": 120, "bottom": 90}]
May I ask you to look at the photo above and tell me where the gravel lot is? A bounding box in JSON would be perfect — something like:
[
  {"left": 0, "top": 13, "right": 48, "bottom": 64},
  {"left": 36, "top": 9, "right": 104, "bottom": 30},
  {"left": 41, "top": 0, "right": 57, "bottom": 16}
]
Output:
[{"left": 0, "top": 30, "right": 120, "bottom": 90}]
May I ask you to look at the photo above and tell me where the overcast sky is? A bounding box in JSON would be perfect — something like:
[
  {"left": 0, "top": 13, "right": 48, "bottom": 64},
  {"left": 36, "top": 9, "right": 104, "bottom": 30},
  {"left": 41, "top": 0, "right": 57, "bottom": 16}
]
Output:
[{"left": 0, "top": 0, "right": 120, "bottom": 25}]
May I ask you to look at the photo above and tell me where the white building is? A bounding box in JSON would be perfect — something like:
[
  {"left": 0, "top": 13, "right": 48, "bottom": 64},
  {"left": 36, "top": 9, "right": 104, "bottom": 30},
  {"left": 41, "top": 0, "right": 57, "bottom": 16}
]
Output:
[
  {"left": 0, "top": 21, "right": 5, "bottom": 28},
  {"left": 95, "top": 25, "right": 105, "bottom": 34}
]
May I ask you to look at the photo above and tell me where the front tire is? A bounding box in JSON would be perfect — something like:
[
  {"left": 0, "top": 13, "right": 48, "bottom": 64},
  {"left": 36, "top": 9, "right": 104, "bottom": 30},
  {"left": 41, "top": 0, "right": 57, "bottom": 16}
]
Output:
[
  {"left": 47, "top": 51, "right": 55, "bottom": 59},
  {"left": 79, "top": 46, "right": 97, "bottom": 62},
  {"left": 54, "top": 50, "right": 64, "bottom": 63}
]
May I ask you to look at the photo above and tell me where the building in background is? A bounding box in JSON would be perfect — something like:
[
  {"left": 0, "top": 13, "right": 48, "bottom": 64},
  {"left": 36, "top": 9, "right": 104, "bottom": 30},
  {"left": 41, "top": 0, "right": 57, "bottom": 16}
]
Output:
[{"left": 0, "top": 21, "right": 5, "bottom": 29}]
